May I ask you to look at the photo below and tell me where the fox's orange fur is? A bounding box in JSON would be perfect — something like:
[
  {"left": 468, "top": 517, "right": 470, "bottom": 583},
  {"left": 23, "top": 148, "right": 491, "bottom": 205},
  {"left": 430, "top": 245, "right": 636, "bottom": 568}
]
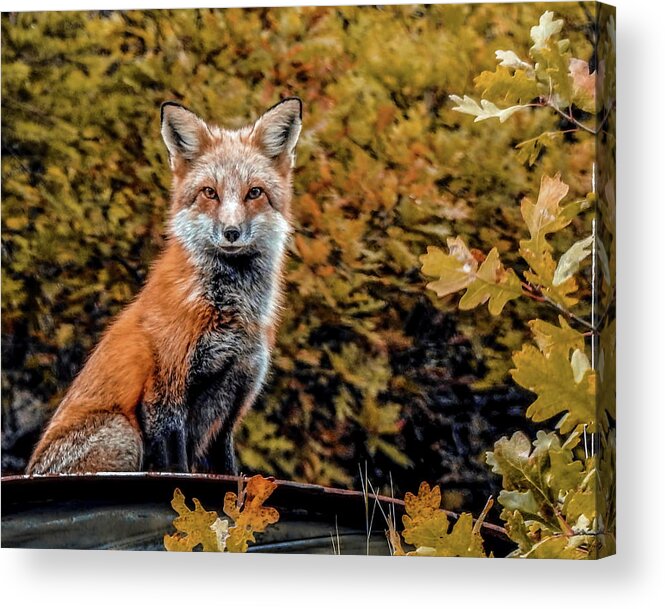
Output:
[{"left": 28, "top": 98, "right": 302, "bottom": 474}]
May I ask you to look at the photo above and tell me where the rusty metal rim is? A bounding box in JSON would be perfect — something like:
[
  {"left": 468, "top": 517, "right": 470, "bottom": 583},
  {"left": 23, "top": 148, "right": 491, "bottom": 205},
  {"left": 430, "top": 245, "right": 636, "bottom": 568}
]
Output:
[{"left": 0, "top": 472, "right": 508, "bottom": 540}]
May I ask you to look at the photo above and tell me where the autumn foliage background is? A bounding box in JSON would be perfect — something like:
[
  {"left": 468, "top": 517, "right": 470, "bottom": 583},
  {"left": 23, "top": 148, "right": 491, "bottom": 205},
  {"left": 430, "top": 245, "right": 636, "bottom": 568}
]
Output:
[{"left": 2, "top": 3, "right": 598, "bottom": 514}]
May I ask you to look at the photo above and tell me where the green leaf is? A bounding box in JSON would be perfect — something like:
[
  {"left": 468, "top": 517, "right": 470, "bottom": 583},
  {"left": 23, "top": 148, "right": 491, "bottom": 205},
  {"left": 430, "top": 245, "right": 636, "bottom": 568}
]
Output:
[
  {"left": 498, "top": 489, "right": 541, "bottom": 516},
  {"left": 515, "top": 131, "right": 565, "bottom": 166},
  {"left": 486, "top": 431, "right": 586, "bottom": 510},
  {"left": 564, "top": 488, "right": 596, "bottom": 523},
  {"left": 523, "top": 535, "right": 587, "bottom": 559},
  {"left": 531, "top": 41, "right": 573, "bottom": 105},
  {"left": 502, "top": 510, "right": 532, "bottom": 555},
  {"left": 553, "top": 235, "right": 594, "bottom": 286},
  {"left": 486, "top": 430, "right": 599, "bottom": 558},
  {"left": 486, "top": 431, "right": 536, "bottom": 495}
]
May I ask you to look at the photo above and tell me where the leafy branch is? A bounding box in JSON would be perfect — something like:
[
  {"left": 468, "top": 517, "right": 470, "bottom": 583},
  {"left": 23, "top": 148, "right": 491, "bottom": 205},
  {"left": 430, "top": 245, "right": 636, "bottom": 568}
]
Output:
[
  {"left": 486, "top": 430, "right": 612, "bottom": 558},
  {"left": 415, "top": 9, "right": 616, "bottom": 559},
  {"left": 421, "top": 173, "right": 595, "bottom": 331},
  {"left": 450, "top": 10, "right": 616, "bottom": 164}
]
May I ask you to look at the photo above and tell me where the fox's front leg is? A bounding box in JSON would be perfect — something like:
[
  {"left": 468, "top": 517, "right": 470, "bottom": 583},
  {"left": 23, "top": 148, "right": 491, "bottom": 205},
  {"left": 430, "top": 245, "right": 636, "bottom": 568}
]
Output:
[
  {"left": 199, "top": 429, "right": 238, "bottom": 475},
  {"left": 139, "top": 402, "right": 189, "bottom": 473},
  {"left": 144, "top": 427, "right": 189, "bottom": 472}
]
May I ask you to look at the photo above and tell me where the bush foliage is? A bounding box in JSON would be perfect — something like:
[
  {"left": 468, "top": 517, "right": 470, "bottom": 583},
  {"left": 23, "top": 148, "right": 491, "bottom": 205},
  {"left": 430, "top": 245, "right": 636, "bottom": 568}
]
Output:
[{"left": 2, "top": 4, "right": 608, "bottom": 513}]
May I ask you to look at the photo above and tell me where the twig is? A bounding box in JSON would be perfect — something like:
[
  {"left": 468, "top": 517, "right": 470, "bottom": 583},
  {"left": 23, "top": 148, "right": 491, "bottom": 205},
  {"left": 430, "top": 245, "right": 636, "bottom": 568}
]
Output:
[
  {"left": 546, "top": 101, "right": 598, "bottom": 135},
  {"left": 521, "top": 282, "right": 595, "bottom": 331},
  {"left": 541, "top": 294, "right": 596, "bottom": 332},
  {"left": 473, "top": 496, "right": 495, "bottom": 536},
  {"left": 521, "top": 282, "right": 547, "bottom": 303}
]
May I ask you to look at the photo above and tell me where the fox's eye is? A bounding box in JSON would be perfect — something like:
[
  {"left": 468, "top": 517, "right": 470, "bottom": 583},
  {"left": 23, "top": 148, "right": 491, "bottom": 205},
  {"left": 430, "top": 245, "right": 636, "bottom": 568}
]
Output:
[
  {"left": 202, "top": 187, "right": 218, "bottom": 200},
  {"left": 246, "top": 187, "right": 263, "bottom": 201}
]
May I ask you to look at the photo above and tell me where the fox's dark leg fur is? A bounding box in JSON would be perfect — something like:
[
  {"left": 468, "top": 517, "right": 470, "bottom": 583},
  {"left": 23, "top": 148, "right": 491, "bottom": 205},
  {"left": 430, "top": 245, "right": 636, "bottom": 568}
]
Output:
[
  {"left": 170, "top": 427, "right": 189, "bottom": 472},
  {"left": 28, "top": 412, "right": 142, "bottom": 474},
  {"left": 186, "top": 346, "right": 268, "bottom": 475},
  {"left": 204, "top": 429, "right": 238, "bottom": 475},
  {"left": 139, "top": 405, "right": 190, "bottom": 472}
]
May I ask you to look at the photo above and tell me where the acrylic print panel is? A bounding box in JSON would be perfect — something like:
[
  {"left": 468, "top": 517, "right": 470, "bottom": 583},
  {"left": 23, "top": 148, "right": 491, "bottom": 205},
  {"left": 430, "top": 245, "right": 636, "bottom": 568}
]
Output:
[{"left": 1, "top": 2, "right": 615, "bottom": 558}]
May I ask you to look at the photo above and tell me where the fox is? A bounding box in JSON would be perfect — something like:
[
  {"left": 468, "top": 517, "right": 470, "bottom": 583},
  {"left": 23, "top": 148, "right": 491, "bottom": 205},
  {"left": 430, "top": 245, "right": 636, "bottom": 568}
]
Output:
[{"left": 27, "top": 97, "right": 303, "bottom": 475}]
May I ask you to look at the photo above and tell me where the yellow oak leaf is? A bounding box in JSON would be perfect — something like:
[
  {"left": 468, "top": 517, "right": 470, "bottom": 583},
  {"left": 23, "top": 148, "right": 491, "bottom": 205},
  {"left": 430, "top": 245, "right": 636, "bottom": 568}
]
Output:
[
  {"left": 458, "top": 248, "right": 522, "bottom": 315},
  {"left": 520, "top": 174, "right": 571, "bottom": 255},
  {"left": 420, "top": 237, "right": 478, "bottom": 298},
  {"left": 224, "top": 475, "right": 280, "bottom": 553},
  {"left": 528, "top": 316, "right": 585, "bottom": 357},
  {"left": 519, "top": 174, "right": 586, "bottom": 306},
  {"left": 401, "top": 482, "right": 487, "bottom": 557},
  {"left": 511, "top": 344, "right": 597, "bottom": 433},
  {"left": 421, "top": 239, "right": 520, "bottom": 315},
  {"left": 164, "top": 488, "right": 221, "bottom": 552}
]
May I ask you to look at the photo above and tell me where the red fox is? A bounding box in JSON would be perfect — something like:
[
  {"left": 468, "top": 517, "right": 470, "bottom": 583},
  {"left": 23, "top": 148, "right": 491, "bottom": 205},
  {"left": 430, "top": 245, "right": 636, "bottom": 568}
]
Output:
[{"left": 27, "top": 97, "right": 302, "bottom": 475}]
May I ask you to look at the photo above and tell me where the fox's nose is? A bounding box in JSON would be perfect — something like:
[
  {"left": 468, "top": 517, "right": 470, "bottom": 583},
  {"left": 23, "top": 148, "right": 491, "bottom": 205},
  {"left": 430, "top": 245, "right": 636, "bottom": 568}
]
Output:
[{"left": 223, "top": 227, "right": 241, "bottom": 243}]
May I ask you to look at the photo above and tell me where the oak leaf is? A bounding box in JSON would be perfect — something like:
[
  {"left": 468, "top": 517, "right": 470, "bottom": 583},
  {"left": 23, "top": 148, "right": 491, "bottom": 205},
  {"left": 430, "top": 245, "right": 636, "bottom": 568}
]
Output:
[
  {"left": 164, "top": 488, "right": 222, "bottom": 552},
  {"left": 553, "top": 235, "right": 594, "bottom": 287},
  {"left": 458, "top": 248, "right": 522, "bottom": 315},
  {"left": 495, "top": 50, "right": 533, "bottom": 72},
  {"left": 475, "top": 66, "right": 541, "bottom": 105},
  {"left": 569, "top": 58, "right": 596, "bottom": 113},
  {"left": 519, "top": 174, "right": 585, "bottom": 306},
  {"left": 224, "top": 475, "right": 280, "bottom": 553},
  {"left": 420, "top": 237, "right": 477, "bottom": 298},
  {"left": 511, "top": 343, "right": 596, "bottom": 433},
  {"left": 530, "top": 11, "right": 564, "bottom": 51},
  {"left": 449, "top": 94, "right": 529, "bottom": 123},
  {"left": 401, "top": 482, "right": 486, "bottom": 557},
  {"left": 528, "top": 316, "right": 585, "bottom": 357},
  {"left": 520, "top": 174, "right": 571, "bottom": 254},
  {"left": 422, "top": 240, "right": 521, "bottom": 315},
  {"left": 486, "top": 431, "right": 600, "bottom": 558}
]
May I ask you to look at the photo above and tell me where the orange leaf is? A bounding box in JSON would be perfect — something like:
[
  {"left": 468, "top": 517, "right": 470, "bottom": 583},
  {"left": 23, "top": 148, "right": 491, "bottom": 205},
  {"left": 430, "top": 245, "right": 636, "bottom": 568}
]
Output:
[{"left": 224, "top": 475, "right": 280, "bottom": 552}]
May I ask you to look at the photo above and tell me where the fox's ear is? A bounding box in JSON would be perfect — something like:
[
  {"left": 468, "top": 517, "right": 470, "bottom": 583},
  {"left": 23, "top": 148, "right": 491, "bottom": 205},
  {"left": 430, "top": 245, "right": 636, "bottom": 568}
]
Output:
[
  {"left": 252, "top": 97, "right": 302, "bottom": 167},
  {"left": 160, "top": 102, "right": 211, "bottom": 168}
]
